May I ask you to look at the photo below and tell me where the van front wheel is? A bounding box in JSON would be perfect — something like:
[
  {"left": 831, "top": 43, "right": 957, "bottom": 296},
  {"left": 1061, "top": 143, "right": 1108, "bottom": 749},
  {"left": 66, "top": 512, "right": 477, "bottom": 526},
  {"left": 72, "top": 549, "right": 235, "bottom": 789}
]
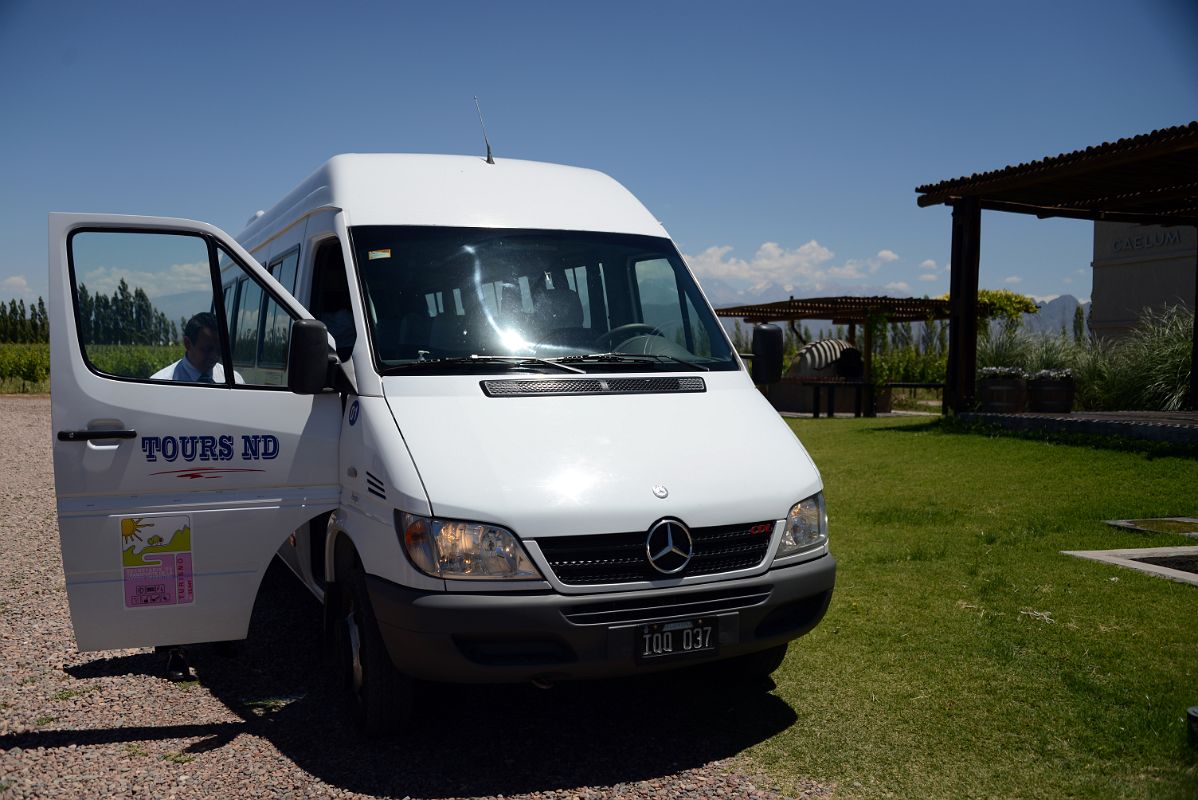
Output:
[{"left": 331, "top": 550, "right": 412, "bottom": 737}]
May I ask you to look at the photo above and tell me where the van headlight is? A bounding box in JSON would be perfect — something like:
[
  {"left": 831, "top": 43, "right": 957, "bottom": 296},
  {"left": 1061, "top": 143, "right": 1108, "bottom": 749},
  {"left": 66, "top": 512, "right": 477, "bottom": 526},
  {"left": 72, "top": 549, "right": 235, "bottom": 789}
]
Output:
[
  {"left": 775, "top": 493, "right": 827, "bottom": 560},
  {"left": 396, "top": 511, "right": 543, "bottom": 580}
]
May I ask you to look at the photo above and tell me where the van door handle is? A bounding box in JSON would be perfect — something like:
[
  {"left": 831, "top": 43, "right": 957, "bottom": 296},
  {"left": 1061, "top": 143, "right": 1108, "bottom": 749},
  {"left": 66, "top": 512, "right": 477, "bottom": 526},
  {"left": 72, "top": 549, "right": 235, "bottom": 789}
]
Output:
[{"left": 57, "top": 429, "right": 137, "bottom": 442}]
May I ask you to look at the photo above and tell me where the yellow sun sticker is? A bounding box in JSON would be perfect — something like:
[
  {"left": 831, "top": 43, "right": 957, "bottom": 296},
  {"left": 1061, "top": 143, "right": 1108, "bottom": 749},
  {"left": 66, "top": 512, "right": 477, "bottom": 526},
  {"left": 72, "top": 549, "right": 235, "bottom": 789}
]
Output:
[
  {"left": 120, "top": 515, "right": 194, "bottom": 608},
  {"left": 368, "top": 249, "right": 392, "bottom": 260}
]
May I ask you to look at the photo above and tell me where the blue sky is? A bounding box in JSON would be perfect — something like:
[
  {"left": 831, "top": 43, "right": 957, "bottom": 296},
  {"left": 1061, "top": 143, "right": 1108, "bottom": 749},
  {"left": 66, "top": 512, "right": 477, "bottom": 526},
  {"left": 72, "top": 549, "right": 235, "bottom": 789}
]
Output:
[{"left": 2, "top": 0, "right": 1195, "bottom": 308}]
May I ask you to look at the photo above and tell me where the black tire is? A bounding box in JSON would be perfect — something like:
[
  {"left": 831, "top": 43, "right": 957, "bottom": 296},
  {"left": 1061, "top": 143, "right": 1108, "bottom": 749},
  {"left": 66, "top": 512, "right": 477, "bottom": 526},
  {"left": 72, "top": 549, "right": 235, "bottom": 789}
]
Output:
[{"left": 330, "top": 545, "right": 412, "bottom": 737}]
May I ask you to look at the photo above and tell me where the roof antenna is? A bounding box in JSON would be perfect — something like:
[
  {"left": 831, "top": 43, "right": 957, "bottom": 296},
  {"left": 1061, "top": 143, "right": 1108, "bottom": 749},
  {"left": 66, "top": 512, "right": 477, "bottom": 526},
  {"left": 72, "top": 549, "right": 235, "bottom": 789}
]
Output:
[{"left": 474, "top": 96, "right": 495, "bottom": 164}]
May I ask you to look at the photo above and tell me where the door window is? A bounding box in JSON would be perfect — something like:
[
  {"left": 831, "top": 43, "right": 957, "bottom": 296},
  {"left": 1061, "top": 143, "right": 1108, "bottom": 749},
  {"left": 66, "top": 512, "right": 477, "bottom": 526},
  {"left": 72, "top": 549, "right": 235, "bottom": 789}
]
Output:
[
  {"left": 67, "top": 230, "right": 297, "bottom": 387},
  {"left": 68, "top": 231, "right": 218, "bottom": 381}
]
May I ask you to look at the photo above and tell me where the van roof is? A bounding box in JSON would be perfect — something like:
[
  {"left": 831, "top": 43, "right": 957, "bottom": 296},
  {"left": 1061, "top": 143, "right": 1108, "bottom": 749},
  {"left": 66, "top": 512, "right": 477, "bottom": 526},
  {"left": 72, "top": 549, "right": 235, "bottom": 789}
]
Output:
[{"left": 237, "top": 154, "right": 669, "bottom": 250}]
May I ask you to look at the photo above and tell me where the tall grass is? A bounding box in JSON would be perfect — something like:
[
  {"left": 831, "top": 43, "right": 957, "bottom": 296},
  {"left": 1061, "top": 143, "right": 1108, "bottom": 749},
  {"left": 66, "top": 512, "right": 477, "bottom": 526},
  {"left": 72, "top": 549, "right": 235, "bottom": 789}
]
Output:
[
  {"left": 976, "top": 305, "right": 1193, "bottom": 411},
  {"left": 0, "top": 343, "right": 181, "bottom": 391},
  {"left": 1117, "top": 305, "right": 1193, "bottom": 410}
]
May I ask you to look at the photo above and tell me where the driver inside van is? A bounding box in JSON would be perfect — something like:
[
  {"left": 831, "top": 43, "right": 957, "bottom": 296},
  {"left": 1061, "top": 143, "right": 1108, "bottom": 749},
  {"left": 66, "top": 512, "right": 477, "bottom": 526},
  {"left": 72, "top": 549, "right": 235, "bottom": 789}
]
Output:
[{"left": 151, "top": 312, "right": 244, "bottom": 384}]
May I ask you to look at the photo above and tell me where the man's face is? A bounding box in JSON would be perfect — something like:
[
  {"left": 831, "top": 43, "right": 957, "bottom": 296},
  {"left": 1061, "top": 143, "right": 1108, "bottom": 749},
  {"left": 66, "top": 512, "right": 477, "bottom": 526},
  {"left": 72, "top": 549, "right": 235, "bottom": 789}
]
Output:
[{"left": 183, "top": 326, "right": 221, "bottom": 374}]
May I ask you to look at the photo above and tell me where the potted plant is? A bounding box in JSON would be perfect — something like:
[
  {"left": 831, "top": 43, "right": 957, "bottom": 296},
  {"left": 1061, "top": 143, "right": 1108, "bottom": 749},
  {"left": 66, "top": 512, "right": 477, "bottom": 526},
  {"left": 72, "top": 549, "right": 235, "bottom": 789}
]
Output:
[
  {"left": 976, "top": 366, "right": 1027, "bottom": 412},
  {"left": 1027, "top": 368, "right": 1074, "bottom": 413}
]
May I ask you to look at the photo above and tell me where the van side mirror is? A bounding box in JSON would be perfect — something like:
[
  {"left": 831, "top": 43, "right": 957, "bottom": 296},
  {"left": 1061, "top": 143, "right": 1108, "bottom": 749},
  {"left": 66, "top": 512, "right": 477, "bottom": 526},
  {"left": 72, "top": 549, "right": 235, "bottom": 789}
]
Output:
[
  {"left": 288, "top": 318, "right": 334, "bottom": 394},
  {"left": 751, "top": 323, "right": 783, "bottom": 385}
]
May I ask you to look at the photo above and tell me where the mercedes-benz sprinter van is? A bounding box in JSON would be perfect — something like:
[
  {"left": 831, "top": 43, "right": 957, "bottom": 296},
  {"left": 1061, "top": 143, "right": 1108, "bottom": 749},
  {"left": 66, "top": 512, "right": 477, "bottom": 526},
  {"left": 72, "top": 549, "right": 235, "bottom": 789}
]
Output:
[{"left": 49, "top": 154, "right": 834, "bottom": 735}]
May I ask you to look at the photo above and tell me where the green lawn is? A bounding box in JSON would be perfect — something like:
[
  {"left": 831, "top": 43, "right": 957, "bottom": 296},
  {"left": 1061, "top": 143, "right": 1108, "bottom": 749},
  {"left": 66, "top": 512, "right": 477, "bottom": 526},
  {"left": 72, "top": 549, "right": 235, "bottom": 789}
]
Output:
[{"left": 754, "top": 417, "right": 1198, "bottom": 799}]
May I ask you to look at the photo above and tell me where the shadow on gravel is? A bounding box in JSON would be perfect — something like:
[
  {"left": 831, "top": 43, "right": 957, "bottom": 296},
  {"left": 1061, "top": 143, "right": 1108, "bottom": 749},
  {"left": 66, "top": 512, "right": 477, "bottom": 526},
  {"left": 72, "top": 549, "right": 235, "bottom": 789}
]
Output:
[
  {"left": 64, "top": 652, "right": 164, "bottom": 680},
  {"left": 5, "top": 561, "right": 797, "bottom": 798}
]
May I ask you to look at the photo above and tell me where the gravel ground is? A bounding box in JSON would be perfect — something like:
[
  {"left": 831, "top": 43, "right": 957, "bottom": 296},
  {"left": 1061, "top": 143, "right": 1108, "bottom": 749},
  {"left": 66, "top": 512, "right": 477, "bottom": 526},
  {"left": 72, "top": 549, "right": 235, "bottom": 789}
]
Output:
[{"left": 0, "top": 395, "right": 830, "bottom": 800}]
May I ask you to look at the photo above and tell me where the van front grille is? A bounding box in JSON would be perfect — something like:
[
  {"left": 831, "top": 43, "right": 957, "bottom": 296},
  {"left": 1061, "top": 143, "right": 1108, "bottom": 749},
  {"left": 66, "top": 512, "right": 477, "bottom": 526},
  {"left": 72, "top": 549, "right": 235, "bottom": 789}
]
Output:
[{"left": 534, "top": 521, "right": 774, "bottom": 586}]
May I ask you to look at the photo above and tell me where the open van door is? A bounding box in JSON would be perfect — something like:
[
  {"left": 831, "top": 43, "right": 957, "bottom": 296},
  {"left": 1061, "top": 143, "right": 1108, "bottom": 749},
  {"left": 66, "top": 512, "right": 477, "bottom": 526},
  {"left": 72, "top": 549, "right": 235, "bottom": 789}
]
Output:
[{"left": 48, "top": 213, "right": 341, "bottom": 651}]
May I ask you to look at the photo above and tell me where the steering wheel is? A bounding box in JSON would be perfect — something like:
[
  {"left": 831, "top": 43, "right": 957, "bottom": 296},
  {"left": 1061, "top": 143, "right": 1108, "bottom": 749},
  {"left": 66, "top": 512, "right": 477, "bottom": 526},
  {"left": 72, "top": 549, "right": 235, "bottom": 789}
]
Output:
[{"left": 593, "top": 323, "right": 662, "bottom": 350}]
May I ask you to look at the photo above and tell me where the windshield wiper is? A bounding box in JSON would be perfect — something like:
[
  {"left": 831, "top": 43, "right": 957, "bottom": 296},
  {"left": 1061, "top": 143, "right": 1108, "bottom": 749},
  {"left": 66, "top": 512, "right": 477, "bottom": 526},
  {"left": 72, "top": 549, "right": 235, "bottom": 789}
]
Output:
[
  {"left": 556, "top": 353, "right": 710, "bottom": 372},
  {"left": 380, "top": 355, "right": 585, "bottom": 375}
]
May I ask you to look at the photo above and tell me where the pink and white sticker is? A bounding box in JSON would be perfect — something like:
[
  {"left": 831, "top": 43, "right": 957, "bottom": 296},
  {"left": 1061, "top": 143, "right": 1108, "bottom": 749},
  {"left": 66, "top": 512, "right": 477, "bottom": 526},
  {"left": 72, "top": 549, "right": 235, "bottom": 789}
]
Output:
[{"left": 119, "top": 515, "right": 195, "bottom": 608}]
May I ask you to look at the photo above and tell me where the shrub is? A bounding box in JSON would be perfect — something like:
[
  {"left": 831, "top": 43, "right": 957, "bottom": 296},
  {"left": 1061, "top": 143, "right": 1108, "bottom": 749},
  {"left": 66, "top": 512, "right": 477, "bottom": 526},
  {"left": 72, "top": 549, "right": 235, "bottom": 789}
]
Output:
[
  {"left": 974, "top": 305, "right": 1193, "bottom": 411},
  {"left": 85, "top": 344, "right": 180, "bottom": 379},
  {"left": 976, "top": 326, "right": 1038, "bottom": 371},
  {"left": 0, "top": 344, "right": 50, "bottom": 387},
  {"left": 0, "top": 343, "right": 182, "bottom": 391},
  {"left": 1109, "top": 305, "right": 1193, "bottom": 411}
]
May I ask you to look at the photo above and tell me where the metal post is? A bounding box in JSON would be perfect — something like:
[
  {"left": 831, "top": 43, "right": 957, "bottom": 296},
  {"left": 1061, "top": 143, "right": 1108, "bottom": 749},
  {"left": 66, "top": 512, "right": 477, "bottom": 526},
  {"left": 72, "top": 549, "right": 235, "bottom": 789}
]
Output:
[
  {"left": 945, "top": 199, "right": 981, "bottom": 415},
  {"left": 863, "top": 319, "right": 875, "bottom": 417},
  {"left": 1190, "top": 228, "right": 1198, "bottom": 410}
]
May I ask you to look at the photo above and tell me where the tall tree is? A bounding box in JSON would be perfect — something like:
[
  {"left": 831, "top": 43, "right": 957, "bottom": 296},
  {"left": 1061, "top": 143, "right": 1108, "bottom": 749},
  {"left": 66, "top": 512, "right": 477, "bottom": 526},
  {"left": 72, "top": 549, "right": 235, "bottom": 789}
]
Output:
[
  {"left": 114, "top": 279, "right": 134, "bottom": 343},
  {"left": 131, "top": 287, "right": 154, "bottom": 344},
  {"left": 77, "top": 284, "right": 93, "bottom": 344},
  {"left": 6, "top": 300, "right": 19, "bottom": 342},
  {"left": 34, "top": 297, "right": 48, "bottom": 341},
  {"left": 15, "top": 299, "right": 28, "bottom": 342},
  {"left": 92, "top": 294, "right": 112, "bottom": 344}
]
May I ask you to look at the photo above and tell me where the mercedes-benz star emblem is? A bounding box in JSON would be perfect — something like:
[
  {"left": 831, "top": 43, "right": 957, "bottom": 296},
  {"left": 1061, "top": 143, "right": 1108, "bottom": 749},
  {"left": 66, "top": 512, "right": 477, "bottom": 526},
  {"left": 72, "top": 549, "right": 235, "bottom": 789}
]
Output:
[
  {"left": 652, "top": 485, "right": 669, "bottom": 499},
  {"left": 645, "top": 519, "right": 694, "bottom": 575}
]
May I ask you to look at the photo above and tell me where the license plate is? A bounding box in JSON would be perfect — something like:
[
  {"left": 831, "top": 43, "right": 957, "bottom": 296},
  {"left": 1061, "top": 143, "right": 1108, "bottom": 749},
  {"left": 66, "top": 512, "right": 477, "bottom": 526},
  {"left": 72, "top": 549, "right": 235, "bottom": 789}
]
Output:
[{"left": 636, "top": 617, "right": 718, "bottom": 662}]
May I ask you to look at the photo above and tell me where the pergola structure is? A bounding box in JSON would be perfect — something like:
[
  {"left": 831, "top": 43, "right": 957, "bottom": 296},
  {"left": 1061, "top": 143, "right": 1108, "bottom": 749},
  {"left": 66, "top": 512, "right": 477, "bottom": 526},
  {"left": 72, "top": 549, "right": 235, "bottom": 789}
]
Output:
[
  {"left": 916, "top": 121, "right": 1198, "bottom": 413},
  {"left": 714, "top": 295, "right": 965, "bottom": 408}
]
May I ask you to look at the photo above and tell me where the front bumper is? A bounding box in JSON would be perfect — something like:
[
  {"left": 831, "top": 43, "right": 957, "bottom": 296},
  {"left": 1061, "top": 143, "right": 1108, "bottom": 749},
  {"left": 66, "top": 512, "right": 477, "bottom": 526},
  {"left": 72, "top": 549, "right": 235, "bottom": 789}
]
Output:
[{"left": 365, "top": 553, "right": 835, "bottom": 683}]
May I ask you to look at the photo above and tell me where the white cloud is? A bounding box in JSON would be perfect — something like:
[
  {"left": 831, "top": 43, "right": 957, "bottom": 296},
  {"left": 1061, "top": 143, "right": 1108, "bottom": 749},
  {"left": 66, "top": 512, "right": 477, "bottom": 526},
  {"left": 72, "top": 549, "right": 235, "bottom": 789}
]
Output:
[
  {"left": 919, "top": 259, "right": 937, "bottom": 271},
  {"left": 80, "top": 261, "right": 210, "bottom": 299},
  {"left": 685, "top": 240, "right": 906, "bottom": 295},
  {"left": 918, "top": 273, "right": 939, "bottom": 282},
  {"left": 884, "top": 281, "right": 911, "bottom": 294},
  {"left": 2, "top": 275, "right": 32, "bottom": 297},
  {"left": 1003, "top": 275, "right": 1023, "bottom": 285},
  {"left": 1031, "top": 294, "right": 1060, "bottom": 303},
  {"left": 1063, "top": 277, "right": 1073, "bottom": 285},
  {"left": 684, "top": 241, "right": 835, "bottom": 283}
]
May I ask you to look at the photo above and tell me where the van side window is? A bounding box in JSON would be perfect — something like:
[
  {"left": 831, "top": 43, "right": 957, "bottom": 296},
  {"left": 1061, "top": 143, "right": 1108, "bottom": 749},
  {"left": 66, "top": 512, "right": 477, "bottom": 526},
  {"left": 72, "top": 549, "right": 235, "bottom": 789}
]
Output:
[
  {"left": 633, "top": 257, "right": 694, "bottom": 349},
  {"left": 684, "top": 294, "right": 710, "bottom": 356},
  {"left": 220, "top": 247, "right": 296, "bottom": 387},
  {"left": 67, "top": 230, "right": 223, "bottom": 383},
  {"left": 308, "top": 239, "right": 356, "bottom": 361},
  {"left": 231, "top": 276, "right": 263, "bottom": 365},
  {"left": 268, "top": 248, "right": 300, "bottom": 295}
]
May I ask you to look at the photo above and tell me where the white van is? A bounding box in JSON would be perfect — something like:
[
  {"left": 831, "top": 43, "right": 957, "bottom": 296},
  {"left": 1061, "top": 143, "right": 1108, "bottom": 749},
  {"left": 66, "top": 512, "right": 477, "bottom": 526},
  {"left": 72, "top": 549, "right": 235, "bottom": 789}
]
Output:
[{"left": 48, "top": 154, "right": 834, "bottom": 735}]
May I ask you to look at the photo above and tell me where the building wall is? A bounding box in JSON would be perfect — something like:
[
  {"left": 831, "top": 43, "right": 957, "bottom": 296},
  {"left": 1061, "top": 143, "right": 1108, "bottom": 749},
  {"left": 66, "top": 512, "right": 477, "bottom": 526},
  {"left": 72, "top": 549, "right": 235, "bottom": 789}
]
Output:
[{"left": 1090, "top": 222, "right": 1196, "bottom": 339}]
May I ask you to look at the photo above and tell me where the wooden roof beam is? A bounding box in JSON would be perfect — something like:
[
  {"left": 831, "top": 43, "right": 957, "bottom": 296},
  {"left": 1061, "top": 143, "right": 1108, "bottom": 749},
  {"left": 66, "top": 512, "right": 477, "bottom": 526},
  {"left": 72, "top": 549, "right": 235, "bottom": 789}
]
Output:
[
  {"left": 1052, "top": 181, "right": 1198, "bottom": 212},
  {"left": 959, "top": 198, "right": 1198, "bottom": 227},
  {"left": 916, "top": 136, "right": 1198, "bottom": 207}
]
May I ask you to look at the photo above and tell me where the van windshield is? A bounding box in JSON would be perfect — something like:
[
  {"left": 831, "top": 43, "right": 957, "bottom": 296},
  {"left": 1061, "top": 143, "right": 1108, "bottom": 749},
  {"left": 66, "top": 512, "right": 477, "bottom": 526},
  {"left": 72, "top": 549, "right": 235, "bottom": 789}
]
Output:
[{"left": 349, "top": 226, "right": 739, "bottom": 373}]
